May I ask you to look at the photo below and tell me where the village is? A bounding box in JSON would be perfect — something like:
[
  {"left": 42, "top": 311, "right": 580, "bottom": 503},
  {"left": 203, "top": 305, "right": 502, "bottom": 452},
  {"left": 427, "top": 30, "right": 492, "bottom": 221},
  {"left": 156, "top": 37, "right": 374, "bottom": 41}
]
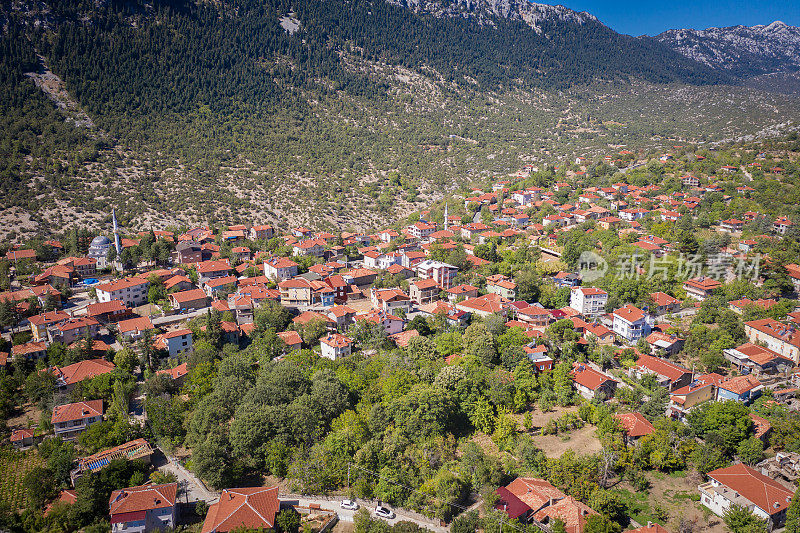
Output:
[{"left": 1, "top": 139, "right": 800, "bottom": 533}]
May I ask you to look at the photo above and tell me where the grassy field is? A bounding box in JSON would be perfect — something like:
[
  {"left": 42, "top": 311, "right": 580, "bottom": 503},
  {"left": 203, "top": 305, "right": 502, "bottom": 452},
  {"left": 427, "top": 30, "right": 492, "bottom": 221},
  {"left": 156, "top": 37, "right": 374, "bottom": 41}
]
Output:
[{"left": 0, "top": 447, "right": 45, "bottom": 511}]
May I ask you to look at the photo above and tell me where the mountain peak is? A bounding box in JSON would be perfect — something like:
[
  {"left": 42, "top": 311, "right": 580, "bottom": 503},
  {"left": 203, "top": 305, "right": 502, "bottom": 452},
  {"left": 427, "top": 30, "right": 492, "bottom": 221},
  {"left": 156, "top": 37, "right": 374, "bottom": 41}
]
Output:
[{"left": 764, "top": 20, "right": 788, "bottom": 31}]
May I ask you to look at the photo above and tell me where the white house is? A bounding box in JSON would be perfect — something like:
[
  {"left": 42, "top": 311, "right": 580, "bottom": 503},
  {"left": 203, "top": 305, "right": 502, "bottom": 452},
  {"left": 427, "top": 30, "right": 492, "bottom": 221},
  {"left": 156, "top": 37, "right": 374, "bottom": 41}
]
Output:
[
  {"left": 320, "top": 333, "right": 353, "bottom": 360},
  {"left": 569, "top": 287, "right": 608, "bottom": 318},
  {"left": 154, "top": 329, "right": 193, "bottom": 357},
  {"left": 699, "top": 463, "right": 792, "bottom": 528},
  {"left": 95, "top": 277, "right": 150, "bottom": 308},
  {"left": 264, "top": 257, "right": 299, "bottom": 282},
  {"left": 612, "top": 304, "right": 652, "bottom": 344}
]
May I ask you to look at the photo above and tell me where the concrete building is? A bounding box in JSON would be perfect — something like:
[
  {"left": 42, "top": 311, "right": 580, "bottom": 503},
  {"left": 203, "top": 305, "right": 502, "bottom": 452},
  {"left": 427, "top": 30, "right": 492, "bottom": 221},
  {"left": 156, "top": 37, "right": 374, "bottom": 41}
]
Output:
[{"left": 569, "top": 287, "right": 608, "bottom": 318}]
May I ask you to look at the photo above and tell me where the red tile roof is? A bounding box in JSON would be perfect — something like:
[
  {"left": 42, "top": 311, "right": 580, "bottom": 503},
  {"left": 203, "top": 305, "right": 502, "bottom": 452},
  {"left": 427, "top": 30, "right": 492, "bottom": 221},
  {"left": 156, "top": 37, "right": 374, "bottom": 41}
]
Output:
[
  {"left": 86, "top": 300, "right": 128, "bottom": 316},
  {"left": 649, "top": 292, "right": 679, "bottom": 307},
  {"left": 390, "top": 329, "right": 420, "bottom": 347},
  {"left": 28, "top": 310, "right": 70, "bottom": 326},
  {"left": 277, "top": 330, "right": 302, "bottom": 346},
  {"left": 505, "top": 477, "right": 566, "bottom": 512},
  {"left": 52, "top": 400, "right": 103, "bottom": 424},
  {"left": 615, "top": 412, "right": 655, "bottom": 438},
  {"left": 613, "top": 304, "right": 646, "bottom": 323},
  {"left": 10, "top": 428, "right": 35, "bottom": 442},
  {"left": 201, "top": 487, "right": 279, "bottom": 533},
  {"left": 117, "top": 316, "right": 155, "bottom": 334},
  {"left": 635, "top": 355, "right": 689, "bottom": 383},
  {"left": 684, "top": 276, "right": 722, "bottom": 291},
  {"left": 156, "top": 363, "right": 189, "bottom": 380},
  {"left": 495, "top": 486, "right": 531, "bottom": 519},
  {"left": 320, "top": 333, "right": 352, "bottom": 348},
  {"left": 533, "top": 496, "right": 597, "bottom": 533},
  {"left": 750, "top": 413, "right": 771, "bottom": 440},
  {"left": 11, "top": 341, "right": 47, "bottom": 357},
  {"left": 97, "top": 276, "right": 149, "bottom": 293},
  {"left": 707, "top": 463, "right": 793, "bottom": 516},
  {"left": 53, "top": 358, "right": 115, "bottom": 386},
  {"left": 571, "top": 363, "right": 616, "bottom": 391},
  {"left": 718, "top": 374, "right": 761, "bottom": 395},
  {"left": 196, "top": 260, "right": 232, "bottom": 274},
  {"left": 109, "top": 483, "right": 177, "bottom": 519},
  {"left": 170, "top": 288, "right": 208, "bottom": 303}
]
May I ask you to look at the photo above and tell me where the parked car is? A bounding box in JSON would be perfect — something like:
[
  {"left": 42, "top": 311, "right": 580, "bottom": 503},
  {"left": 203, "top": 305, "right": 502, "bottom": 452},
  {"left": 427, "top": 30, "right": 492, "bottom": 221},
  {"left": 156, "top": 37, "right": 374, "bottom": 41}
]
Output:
[
  {"left": 375, "top": 505, "right": 395, "bottom": 519},
  {"left": 341, "top": 499, "right": 359, "bottom": 511}
]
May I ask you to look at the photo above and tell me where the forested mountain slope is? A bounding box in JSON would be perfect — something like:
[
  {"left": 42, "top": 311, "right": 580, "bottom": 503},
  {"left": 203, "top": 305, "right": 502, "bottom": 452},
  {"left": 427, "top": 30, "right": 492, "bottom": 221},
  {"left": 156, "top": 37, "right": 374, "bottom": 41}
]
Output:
[{"left": 1, "top": 0, "right": 799, "bottom": 237}]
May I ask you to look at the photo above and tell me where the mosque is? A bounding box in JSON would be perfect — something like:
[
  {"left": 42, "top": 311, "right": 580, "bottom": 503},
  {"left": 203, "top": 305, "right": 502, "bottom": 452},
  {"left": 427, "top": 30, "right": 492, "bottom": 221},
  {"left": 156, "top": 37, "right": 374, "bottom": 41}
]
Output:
[{"left": 87, "top": 210, "right": 123, "bottom": 269}]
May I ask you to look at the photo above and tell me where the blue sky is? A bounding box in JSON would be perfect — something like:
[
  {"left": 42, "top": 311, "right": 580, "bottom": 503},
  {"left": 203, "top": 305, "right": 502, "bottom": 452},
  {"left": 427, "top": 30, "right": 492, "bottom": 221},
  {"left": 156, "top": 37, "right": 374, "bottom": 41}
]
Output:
[{"left": 538, "top": 0, "right": 800, "bottom": 36}]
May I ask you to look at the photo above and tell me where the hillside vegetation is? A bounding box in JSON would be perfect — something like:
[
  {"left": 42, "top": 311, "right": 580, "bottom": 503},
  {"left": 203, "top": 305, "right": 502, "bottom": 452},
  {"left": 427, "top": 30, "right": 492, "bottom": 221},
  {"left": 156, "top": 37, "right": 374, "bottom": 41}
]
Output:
[{"left": 0, "top": 0, "right": 799, "bottom": 235}]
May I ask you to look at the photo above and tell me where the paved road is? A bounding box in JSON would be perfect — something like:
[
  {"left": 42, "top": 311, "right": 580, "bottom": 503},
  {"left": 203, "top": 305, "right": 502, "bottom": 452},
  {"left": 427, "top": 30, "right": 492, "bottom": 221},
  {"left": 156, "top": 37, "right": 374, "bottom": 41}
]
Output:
[
  {"left": 291, "top": 496, "right": 448, "bottom": 532},
  {"left": 151, "top": 307, "right": 212, "bottom": 327},
  {"left": 153, "top": 447, "right": 220, "bottom": 504}
]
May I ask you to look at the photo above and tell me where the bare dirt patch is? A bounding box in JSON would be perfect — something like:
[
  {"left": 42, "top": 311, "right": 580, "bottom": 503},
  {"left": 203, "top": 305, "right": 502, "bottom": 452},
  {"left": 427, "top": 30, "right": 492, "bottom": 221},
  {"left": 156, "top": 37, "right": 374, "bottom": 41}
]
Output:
[
  {"left": 6, "top": 402, "right": 42, "bottom": 431},
  {"left": 533, "top": 425, "right": 602, "bottom": 459}
]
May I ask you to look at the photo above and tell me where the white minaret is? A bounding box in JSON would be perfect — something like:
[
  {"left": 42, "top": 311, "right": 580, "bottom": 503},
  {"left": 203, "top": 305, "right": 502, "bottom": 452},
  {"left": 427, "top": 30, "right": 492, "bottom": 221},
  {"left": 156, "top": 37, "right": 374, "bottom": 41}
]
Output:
[
  {"left": 112, "top": 209, "right": 122, "bottom": 255},
  {"left": 443, "top": 202, "right": 449, "bottom": 231}
]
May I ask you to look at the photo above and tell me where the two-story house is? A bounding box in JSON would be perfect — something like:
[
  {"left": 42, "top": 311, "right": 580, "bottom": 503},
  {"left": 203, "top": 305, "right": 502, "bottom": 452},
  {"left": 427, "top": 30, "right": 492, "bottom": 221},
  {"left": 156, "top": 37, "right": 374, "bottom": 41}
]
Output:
[
  {"left": 683, "top": 276, "right": 722, "bottom": 301},
  {"left": 49, "top": 317, "right": 101, "bottom": 345},
  {"left": 53, "top": 358, "right": 116, "bottom": 392},
  {"left": 717, "top": 375, "right": 762, "bottom": 404},
  {"left": 699, "top": 463, "right": 792, "bottom": 528},
  {"left": 571, "top": 363, "right": 618, "bottom": 400},
  {"left": 487, "top": 276, "right": 517, "bottom": 300},
  {"left": 415, "top": 260, "right": 457, "bottom": 289},
  {"left": 109, "top": 483, "right": 177, "bottom": 533},
  {"left": 629, "top": 355, "right": 692, "bottom": 391},
  {"left": 153, "top": 329, "right": 193, "bottom": 357},
  {"left": 320, "top": 333, "right": 353, "bottom": 360},
  {"left": 370, "top": 288, "right": 412, "bottom": 315},
  {"left": 744, "top": 319, "right": 800, "bottom": 363},
  {"left": 196, "top": 260, "right": 233, "bottom": 282},
  {"left": 28, "top": 310, "right": 70, "bottom": 342},
  {"left": 52, "top": 400, "right": 103, "bottom": 441}
]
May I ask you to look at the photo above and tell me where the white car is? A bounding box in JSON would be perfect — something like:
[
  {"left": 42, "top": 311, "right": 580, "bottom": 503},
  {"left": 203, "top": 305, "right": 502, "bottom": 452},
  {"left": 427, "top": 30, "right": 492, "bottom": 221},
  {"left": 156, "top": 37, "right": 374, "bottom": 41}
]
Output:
[
  {"left": 340, "top": 499, "right": 359, "bottom": 511},
  {"left": 375, "top": 505, "right": 395, "bottom": 519}
]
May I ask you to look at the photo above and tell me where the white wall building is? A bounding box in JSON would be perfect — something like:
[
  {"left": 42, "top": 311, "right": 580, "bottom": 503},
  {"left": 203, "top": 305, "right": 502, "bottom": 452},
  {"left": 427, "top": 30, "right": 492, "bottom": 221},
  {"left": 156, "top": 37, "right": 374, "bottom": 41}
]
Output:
[{"left": 569, "top": 287, "right": 608, "bottom": 318}]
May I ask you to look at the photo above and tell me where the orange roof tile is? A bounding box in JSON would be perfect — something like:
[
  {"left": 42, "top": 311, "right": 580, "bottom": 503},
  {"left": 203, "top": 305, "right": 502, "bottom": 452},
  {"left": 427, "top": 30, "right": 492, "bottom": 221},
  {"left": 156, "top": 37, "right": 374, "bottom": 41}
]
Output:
[
  {"left": 109, "top": 483, "right": 177, "bottom": 517},
  {"left": 53, "top": 358, "right": 115, "bottom": 386},
  {"left": 52, "top": 400, "right": 103, "bottom": 424},
  {"left": 201, "top": 487, "right": 279, "bottom": 533}
]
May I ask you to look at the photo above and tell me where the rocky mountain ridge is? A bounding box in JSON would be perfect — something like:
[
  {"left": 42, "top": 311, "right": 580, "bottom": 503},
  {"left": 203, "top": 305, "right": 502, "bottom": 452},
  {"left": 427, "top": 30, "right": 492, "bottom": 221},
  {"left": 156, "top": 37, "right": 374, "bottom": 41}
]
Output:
[{"left": 655, "top": 20, "right": 800, "bottom": 78}]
